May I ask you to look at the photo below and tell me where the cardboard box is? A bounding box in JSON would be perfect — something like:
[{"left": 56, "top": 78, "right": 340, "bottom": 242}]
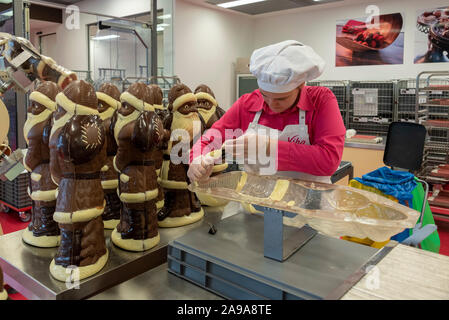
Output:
[{"left": 235, "top": 57, "right": 250, "bottom": 74}]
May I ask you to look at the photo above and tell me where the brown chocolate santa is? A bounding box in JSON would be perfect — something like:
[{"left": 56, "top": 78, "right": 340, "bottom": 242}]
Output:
[
  {"left": 22, "top": 81, "right": 61, "bottom": 247},
  {"left": 48, "top": 80, "right": 108, "bottom": 281},
  {"left": 96, "top": 83, "right": 121, "bottom": 229},
  {"left": 194, "top": 84, "right": 226, "bottom": 129},
  {"left": 158, "top": 84, "right": 204, "bottom": 227},
  {"left": 194, "top": 84, "right": 229, "bottom": 207},
  {"left": 148, "top": 84, "right": 168, "bottom": 213},
  {"left": 111, "top": 82, "right": 163, "bottom": 251},
  {"left": 0, "top": 266, "right": 6, "bottom": 300}
]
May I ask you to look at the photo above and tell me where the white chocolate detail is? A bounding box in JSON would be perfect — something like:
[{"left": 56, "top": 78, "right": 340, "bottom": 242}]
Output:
[
  {"left": 120, "top": 91, "right": 154, "bottom": 112},
  {"left": 50, "top": 112, "right": 73, "bottom": 141},
  {"left": 101, "top": 179, "right": 118, "bottom": 189},
  {"left": 113, "top": 156, "right": 120, "bottom": 173},
  {"left": 156, "top": 199, "right": 164, "bottom": 210},
  {"left": 195, "top": 92, "right": 217, "bottom": 107},
  {"left": 29, "top": 91, "right": 57, "bottom": 111},
  {"left": 53, "top": 201, "right": 105, "bottom": 224},
  {"left": 0, "top": 288, "right": 7, "bottom": 300},
  {"left": 56, "top": 92, "right": 99, "bottom": 116},
  {"left": 198, "top": 106, "right": 217, "bottom": 124},
  {"left": 99, "top": 107, "right": 115, "bottom": 121},
  {"left": 269, "top": 180, "right": 290, "bottom": 201},
  {"left": 23, "top": 109, "right": 53, "bottom": 145},
  {"left": 212, "top": 163, "right": 228, "bottom": 173},
  {"left": 101, "top": 165, "right": 109, "bottom": 172},
  {"left": 172, "top": 93, "right": 196, "bottom": 112},
  {"left": 158, "top": 208, "right": 204, "bottom": 228},
  {"left": 111, "top": 229, "right": 160, "bottom": 252},
  {"left": 160, "top": 180, "right": 188, "bottom": 190},
  {"left": 114, "top": 110, "right": 140, "bottom": 145},
  {"left": 120, "top": 174, "right": 130, "bottom": 183},
  {"left": 30, "top": 189, "right": 57, "bottom": 202},
  {"left": 96, "top": 92, "right": 120, "bottom": 110},
  {"left": 118, "top": 188, "right": 159, "bottom": 203},
  {"left": 22, "top": 228, "right": 61, "bottom": 248},
  {"left": 103, "top": 219, "right": 120, "bottom": 230},
  {"left": 49, "top": 250, "right": 109, "bottom": 282},
  {"left": 31, "top": 172, "right": 42, "bottom": 182},
  {"left": 236, "top": 172, "right": 248, "bottom": 193}
]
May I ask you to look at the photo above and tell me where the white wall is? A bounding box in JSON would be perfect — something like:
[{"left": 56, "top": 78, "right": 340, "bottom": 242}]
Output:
[
  {"left": 252, "top": 0, "right": 449, "bottom": 82},
  {"left": 174, "top": 0, "right": 255, "bottom": 109}
]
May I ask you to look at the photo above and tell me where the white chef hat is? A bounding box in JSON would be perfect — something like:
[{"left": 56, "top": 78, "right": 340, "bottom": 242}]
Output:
[{"left": 250, "top": 40, "right": 325, "bottom": 93}]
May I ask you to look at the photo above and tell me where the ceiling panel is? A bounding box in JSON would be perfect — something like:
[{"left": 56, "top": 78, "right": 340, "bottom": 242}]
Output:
[{"left": 205, "top": 0, "right": 343, "bottom": 15}]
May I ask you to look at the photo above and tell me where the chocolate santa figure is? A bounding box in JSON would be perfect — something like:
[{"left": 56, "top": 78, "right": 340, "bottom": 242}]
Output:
[
  {"left": 148, "top": 84, "right": 168, "bottom": 213},
  {"left": 194, "top": 84, "right": 229, "bottom": 207},
  {"left": 96, "top": 83, "right": 121, "bottom": 229},
  {"left": 22, "top": 81, "right": 61, "bottom": 247},
  {"left": 194, "top": 84, "right": 226, "bottom": 129},
  {"left": 49, "top": 80, "right": 108, "bottom": 281},
  {"left": 158, "top": 84, "right": 204, "bottom": 227},
  {"left": 0, "top": 266, "right": 6, "bottom": 300},
  {"left": 112, "top": 82, "right": 163, "bottom": 252}
]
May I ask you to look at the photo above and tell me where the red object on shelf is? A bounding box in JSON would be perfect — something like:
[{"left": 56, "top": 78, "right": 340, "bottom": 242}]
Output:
[
  {"left": 431, "top": 205, "right": 449, "bottom": 216},
  {"left": 424, "top": 119, "right": 449, "bottom": 128},
  {"left": 430, "top": 168, "right": 449, "bottom": 179},
  {"left": 342, "top": 19, "right": 367, "bottom": 34},
  {"left": 426, "top": 85, "right": 449, "bottom": 90}
]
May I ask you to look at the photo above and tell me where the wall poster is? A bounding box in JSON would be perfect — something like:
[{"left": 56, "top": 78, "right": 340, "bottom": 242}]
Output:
[
  {"left": 415, "top": 7, "right": 449, "bottom": 63},
  {"left": 336, "top": 12, "right": 404, "bottom": 67}
]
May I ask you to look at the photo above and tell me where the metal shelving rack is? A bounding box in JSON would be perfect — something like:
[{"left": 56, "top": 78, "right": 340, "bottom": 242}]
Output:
[
  {"left": 306, "top": 80, "right": 349, "bottom": 127},
  {"left": 348, "top": 81, "right": 395, "bottom": 137},
  {"left": 73, "top": 70, "right": 93, "bottom": 84},
  {"left": 397, "top": 79, "right": 419, "bottom": 123},
  {"left": 149, "top": 75, "right": 181, "bottom": 104},
  {"left": 415, "top": 71, "right": 449, "bottom": 185}
]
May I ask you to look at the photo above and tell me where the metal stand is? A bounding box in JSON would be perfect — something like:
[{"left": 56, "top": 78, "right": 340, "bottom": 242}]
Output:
[{"left": 253, "top": 205, "right": 317, "bottom": 262}]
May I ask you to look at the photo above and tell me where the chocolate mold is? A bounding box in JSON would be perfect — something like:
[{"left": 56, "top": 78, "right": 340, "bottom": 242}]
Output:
[{"left": 189, "top": 171, "right": 419, "bottom": 242}]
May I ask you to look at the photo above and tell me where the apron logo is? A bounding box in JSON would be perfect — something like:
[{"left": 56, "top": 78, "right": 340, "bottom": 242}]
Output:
[{"left": 288, "top": 135, "right": 306, "bottom": 144}]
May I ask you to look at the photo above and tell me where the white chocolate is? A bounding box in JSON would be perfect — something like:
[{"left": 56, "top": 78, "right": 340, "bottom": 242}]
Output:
[
  {"left": 103, "top": 219, "right": 120, "bottom": 230},
  {"left": 111, "top": 229, "right": 160, "bottom": 252},
  {"left": 53, "top": 201, "right": 105, "bottom": 224},
  {"left": 49, "top": 250, "right": 109, "bottom": 282},
  {"left": 22, "top": 228, "right": 60, "bottom": 248},
  {"left": 158, "top": 208, "right": 204, "bottom": 228}
]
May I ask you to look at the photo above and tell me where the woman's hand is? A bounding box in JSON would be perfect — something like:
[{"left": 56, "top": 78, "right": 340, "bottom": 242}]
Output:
[
  {"left": 187, "top": 155, "right": 215, "bottom": 183},
  {"left": 223, "top": 134, "right": 275, "bottom": 163}
]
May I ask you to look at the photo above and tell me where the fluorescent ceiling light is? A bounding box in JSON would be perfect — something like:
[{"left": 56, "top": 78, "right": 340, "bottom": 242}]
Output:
[
  {"left": 158, "top": 23, "right": 170, "bottom": 27},
  {"left": 217, "top": 0, "right": 267, "bottom": 8},
  {"left": 157, "top": 26, "right": 164, "bottom": 32},
  {"left": 1, "top": 9, "right": 12, "bottom": 16},
  {"left": 91, "top": 34, "right": 120, "bottom": 41},
  {"left": 158, "top": 14, "right": 171, "bottom": 20}
]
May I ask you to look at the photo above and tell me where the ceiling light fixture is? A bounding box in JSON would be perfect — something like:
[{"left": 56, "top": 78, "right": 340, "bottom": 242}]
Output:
[
  {"left": 158, "top": 14, "right": 172, "bottom": 20},
  {"left": 91, "top": 34, "right": 120, "bottom": 41},
  {"left": 217, "top": 0, "right": 267, "bottom": 9}
]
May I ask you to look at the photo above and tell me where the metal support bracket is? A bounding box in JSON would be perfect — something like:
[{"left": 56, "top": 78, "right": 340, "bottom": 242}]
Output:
[{"left": 253, "top": 205, "right": 317, "bottom": 262}]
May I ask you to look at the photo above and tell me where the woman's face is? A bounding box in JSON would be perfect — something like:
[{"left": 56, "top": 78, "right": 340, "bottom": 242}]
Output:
[{"left": 259, "top": 84, "right": 303, "bottom": 113}]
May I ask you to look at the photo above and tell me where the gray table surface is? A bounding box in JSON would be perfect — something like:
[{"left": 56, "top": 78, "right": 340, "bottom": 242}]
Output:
[{"left": 0, "top": 202, "right": 240, "bottom": 300}]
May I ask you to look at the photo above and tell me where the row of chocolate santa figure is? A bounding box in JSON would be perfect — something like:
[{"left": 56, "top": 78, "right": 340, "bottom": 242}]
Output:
[{"left": 20, "top": 79, "right": 227, "bottom": 282}]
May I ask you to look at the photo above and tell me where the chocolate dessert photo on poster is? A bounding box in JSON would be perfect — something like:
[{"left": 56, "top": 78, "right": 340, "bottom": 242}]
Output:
[
  {"left": 336, "top": 12, "right": 404, "bottom": 67},
  {"left": 415, "top": 6, "right": 449, "bottom": 63}
]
